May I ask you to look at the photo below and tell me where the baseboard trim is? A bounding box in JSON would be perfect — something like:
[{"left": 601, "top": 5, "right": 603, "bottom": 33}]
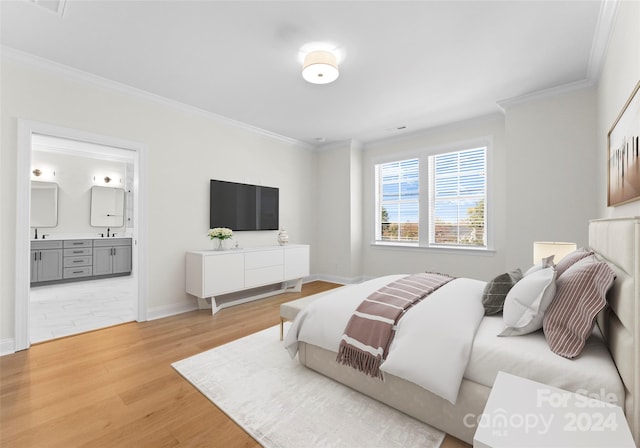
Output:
[
  {"left": 306, "top": 274, "right": 369, "bottom": 285},
  {"left": 1, "top": 338, "right": 16, "bottom": 356},
  {"left": 146, "top": 302, "right": 198, "bottom": 321}
]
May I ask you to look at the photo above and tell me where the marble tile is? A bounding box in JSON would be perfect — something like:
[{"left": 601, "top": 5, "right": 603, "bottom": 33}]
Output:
[{"left": 30, "top": 276, "right": 136, "bottom": 344}]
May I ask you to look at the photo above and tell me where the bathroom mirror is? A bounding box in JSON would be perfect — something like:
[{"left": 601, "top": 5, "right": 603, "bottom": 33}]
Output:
[
  {"left": 90, "top": 186, "right": 125, "bottom": 227},
  {"left": 31, "top": 181, "right": 59, "bottom": 227}
]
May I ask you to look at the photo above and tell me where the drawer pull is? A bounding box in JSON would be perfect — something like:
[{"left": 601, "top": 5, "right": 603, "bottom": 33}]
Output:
[
  {"left": 72, "top": 271, "right": 83, "bottom": 274},
  {"left": 73, "top": 260, "right": 82, "bottom": 263}
]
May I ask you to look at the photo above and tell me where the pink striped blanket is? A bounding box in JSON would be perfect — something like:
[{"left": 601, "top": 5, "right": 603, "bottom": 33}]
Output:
[{"left": 336, "top": 272, "right": 454, "bottom": 379}]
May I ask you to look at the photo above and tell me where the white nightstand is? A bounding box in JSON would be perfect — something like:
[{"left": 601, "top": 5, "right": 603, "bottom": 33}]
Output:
[{"left": 473, "top": 371, "right": 635, "bottom": 448}]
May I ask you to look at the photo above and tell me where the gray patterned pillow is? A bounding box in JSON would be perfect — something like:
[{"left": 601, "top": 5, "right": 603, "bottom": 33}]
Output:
[{"left": 482, "top": 268, "right": 523, "bottom": 315}]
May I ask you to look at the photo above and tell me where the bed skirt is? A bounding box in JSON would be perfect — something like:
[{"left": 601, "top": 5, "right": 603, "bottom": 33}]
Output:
[{"left": 298, "top": 341, "right": 491, "bottom": 444}]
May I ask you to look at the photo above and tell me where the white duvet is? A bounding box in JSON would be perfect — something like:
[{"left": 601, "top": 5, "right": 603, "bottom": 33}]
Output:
[{"left": 284, "top": 275, "right": 486, "bottom": 404}]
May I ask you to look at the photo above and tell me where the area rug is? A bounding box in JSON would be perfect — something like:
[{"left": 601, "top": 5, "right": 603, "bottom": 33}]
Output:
[{"left": 172, "top": 325, "right": 444, "bottom": 448}]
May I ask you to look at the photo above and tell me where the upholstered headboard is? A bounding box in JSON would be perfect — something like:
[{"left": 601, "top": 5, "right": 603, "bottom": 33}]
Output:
[{"left": 589, "top": 217, "right": 640, "bottom": 445}]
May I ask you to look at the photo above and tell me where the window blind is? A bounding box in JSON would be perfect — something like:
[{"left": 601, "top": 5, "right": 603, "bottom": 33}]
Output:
[
  {"left": 428, "top": 147, "right": 486, "bottom": 247},
  {"left": 377, "top": 158, "right": 419, "bottom": 242}
]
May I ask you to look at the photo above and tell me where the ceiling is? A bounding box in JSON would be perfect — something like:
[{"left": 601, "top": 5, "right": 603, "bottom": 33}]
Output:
[{"left": 1, "top": 1, "right": 613, "bottom": 146}]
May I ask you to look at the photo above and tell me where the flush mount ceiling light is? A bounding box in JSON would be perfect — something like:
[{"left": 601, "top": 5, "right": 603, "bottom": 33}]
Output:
[{"left": 302, "top": 50, "right": 339, "bottom": 84}]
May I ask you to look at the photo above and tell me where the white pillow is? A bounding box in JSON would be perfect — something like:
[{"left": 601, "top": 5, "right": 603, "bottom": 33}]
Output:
[
  {"left": 499, "top": 267, "right": 557, "bottom": 336},
  {"left": 524, "top": 255, "right": 555, "bottom": 276}
]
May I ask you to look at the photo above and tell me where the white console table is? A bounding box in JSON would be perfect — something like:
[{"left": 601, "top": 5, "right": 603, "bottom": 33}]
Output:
[{"left": 185, "top": 244, "right": 310, "bottom": 314}]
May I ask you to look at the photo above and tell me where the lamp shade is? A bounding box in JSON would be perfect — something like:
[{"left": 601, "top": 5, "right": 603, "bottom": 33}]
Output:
[
  {"left": 302, "top": 50, "right": 339, "bottom": 84},
  {"left": 533, "top": 241, "right": 577, "bottom": 264}
]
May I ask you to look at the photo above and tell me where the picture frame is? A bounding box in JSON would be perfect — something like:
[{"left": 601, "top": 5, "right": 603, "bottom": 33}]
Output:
[{"left": 608, "top": 80, "right": 640, "bottom": 207}]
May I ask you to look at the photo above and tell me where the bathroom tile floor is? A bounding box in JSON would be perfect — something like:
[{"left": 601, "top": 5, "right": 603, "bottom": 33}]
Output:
[{"left": 30, "top": 276, "right": 136, "bottom": 344}]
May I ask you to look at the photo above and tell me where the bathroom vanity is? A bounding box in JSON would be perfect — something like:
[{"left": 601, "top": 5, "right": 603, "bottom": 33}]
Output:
[{"left": 30, "top": 237, "right": 132, "bottom": 286}]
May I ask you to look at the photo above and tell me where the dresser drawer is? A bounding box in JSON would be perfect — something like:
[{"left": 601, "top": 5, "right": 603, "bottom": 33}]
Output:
[
  {"left": 64, "top": 239, "right": 92, "bottom": 248},
  {"left": 245, "top": 265, "right": 284, "bottom": 288},
  {"left": 31, "top": 240, "right": 63, "bottom": 250},
  {"left": 64, "top": 247, "right": 92, "bottom": 257},
  {"left": 245, "top": 249, "right": 283, "bottom": 270},
  {"left": 63, "top": 266, "right": 93, "bottom": 279},
  {"left": 93, "top": 238, "right": 132, "bottom": 247},
  {"left": 63, "top": 255, "right": 92, "bottom": 267}
]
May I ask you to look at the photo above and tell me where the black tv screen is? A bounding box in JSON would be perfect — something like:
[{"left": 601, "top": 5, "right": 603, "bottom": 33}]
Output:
[{"left": 210, "top": 180, "right": 279, "bottom": 231}]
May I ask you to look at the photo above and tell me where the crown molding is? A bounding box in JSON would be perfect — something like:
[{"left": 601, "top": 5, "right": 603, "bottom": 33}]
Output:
[
  {"left": 496, "top": 78, "right": 595, "bottom": 113},
  {"left": 1, "top": 46, "right": 314, "bottom": 150},
  {"left": 587, "top": 0, "right": 620, "bottom": 82},
  {"left": 363, "top": 112, "right": 503, "bottom": 150},
  {"left": 496, "top": 0, "right": 619, "bottom": 114}
]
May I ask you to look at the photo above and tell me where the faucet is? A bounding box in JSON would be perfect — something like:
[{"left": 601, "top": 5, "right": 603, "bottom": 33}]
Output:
[
  {"left": 34, "top": 228, "right": 38, "bottom": 239},
  {"left": 107, "top": 228, "right": 110, "bottom": 237}
]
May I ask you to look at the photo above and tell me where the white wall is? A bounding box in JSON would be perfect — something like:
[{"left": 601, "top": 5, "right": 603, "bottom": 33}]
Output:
[
  {"left": 349, "top": 140, "right": 364, "bottom": 278},
  {"left": 312, "top": 139, "right": 364, "bottom": 282},
  {"left": 31, "top": 150, "right": 128, "bottom": 236},
  {"left": 2, "top": 4, "right": 636, "bottom": 348},
  {"left": 504, "top": 88, "right": 599, "bottom": 271},
  {"left": 361, "top": 115, "right": 508, "bottom": 281},
  {"left": 597, "top": 0, "right": 640, "bottom": 218},
  {"left": 1, "top": 55, "right": 315, "bottom": 344},
  {"left": 359, "top": 88, "right": 600, "bottom": 281}
]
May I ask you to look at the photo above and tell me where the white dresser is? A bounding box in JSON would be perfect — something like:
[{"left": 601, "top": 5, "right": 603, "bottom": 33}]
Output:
[{"left": 185, "top": 244, "right": 310, "bottom": 314}]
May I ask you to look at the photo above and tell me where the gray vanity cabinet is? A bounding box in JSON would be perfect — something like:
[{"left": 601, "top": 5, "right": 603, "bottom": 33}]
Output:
[
  {"left": 31, "top": 238, "right": 132, "bottom": 285},
  {"left": 93, "top": 239, "right": 132, "bottom": 276},
  {"left": 30, "top": 240, "right": 63, "bottom": 283}
]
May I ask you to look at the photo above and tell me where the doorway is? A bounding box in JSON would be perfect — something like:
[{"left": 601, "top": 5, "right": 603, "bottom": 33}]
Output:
[{"left": 15, "top": 120, "right": 148, "bottom": 351}]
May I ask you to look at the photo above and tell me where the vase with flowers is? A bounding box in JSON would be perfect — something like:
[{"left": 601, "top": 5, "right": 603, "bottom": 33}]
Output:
[{"left": 208, "top": 227, "right": 233, "bottom": 250}]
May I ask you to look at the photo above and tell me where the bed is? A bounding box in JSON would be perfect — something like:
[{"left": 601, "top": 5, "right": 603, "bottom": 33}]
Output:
[{"left": 284, "top": 217, "right": 640, "bottom": 445}]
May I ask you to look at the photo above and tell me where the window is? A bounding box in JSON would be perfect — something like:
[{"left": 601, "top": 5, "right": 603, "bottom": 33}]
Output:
[
  {"left": 376, "top": 158, "right": 419, "bottom": 242},
  {"left": 374, "top": 145, "right": 487, "bottom": 249},
  {"left": 429, "top": 147, "right": 486, "bottom": 247}
]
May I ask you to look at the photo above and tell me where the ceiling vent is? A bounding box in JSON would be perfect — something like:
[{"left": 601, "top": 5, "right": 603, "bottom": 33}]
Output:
[{"left": 28, "top": 0, "right": 67, "bottom": 17}]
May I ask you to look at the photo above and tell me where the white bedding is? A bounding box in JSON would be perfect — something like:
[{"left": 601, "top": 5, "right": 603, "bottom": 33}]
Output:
[
  {"left": 285, "top": 275, "right": 486, "bottom": 404},
  {"left": 285, "top": 274, "right": 626, "bottom": 410},
  {"left": 465, "top": 315, "right": 625, "bottom": 406}
]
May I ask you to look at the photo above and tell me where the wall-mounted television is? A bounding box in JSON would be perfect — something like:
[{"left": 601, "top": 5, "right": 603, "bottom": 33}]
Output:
[{"left": 210, "top": 179, "right": 279, "bottom": 231}]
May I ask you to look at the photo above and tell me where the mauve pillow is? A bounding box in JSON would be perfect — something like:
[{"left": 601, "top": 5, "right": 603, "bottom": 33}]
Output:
[
  {"left": 482, "top": 268, "right": 523, "bottom": 315},
  {"left": 554, "top": 248, "right": 593, "bottom": 278},
  {"left": 543, "top": 258, "right": 616, "bottom": 359}
]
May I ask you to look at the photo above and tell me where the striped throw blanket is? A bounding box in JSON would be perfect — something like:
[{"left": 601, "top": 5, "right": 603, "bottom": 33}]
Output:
[{"left": 336, "top": 272, "right": 454, "bottom": 379}]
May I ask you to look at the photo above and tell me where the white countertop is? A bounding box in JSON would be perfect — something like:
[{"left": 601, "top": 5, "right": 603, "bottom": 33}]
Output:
[{"left": 31, "top": 233, "right": 132, "bottom": 241}]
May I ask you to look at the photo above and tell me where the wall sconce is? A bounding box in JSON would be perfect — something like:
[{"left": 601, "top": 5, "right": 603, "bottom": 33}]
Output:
[
  {"left": 31, "top": 168, "right": 56, "bottom": 179},
  {"left": 533, "top": 241, "right": 577, "bottom": 264},
  {"left": 93, "top": 174, "right": 122, "bottom": 186}
]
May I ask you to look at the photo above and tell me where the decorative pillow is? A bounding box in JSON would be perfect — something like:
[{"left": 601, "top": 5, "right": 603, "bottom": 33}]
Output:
[
  {"left": 543, "top": 258, "right": 616, "bottom": 359},
  {"left": 482, "top": 268, "right": 523, "bottom": 315},
  {"left": 499, "top": 267, "right": 556, "bottom": 336},
  {"left": 524, "top": 255, "right": 555, "bottom": 276},
  {"left": 554, "top": 248, "right": 593, "bottom": 278}
]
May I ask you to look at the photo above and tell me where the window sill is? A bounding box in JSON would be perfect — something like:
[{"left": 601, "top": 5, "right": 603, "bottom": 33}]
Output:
[{"left": 371, "top": 241, "right": 495, "bottom": 256}]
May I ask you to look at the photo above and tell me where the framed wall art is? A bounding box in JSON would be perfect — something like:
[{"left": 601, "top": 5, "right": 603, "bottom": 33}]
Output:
[{"left": 608, "top": 80, "right": 640, "bottom": 206}]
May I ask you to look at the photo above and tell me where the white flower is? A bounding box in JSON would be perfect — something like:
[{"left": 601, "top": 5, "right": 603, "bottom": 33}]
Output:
[{"left": 208, "top": 227, "right": 233, "bottom": 240}]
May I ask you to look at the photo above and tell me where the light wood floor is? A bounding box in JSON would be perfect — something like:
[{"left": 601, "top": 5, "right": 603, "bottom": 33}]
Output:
[{"left": 1, "top": 281, "right": 471, "bottom": 448}]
